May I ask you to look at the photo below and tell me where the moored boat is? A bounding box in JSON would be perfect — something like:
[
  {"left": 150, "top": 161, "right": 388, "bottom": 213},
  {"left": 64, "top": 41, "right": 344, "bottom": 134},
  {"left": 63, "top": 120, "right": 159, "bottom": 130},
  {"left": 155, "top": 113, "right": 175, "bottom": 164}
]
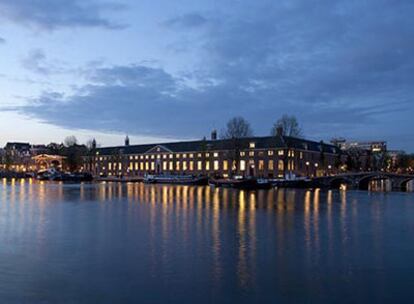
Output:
[
  {"left": 143, "top": 174, "right": 208, "bottom": 185},
  {"left": 209, "top": 177, "right": 258, "bottom": 189}
]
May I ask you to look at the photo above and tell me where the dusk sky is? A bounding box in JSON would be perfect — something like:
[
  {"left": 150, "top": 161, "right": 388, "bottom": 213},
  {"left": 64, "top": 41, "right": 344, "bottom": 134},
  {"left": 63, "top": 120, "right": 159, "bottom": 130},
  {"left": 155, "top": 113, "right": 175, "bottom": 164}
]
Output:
[{"left": 0, "top": 0, "right": 413, "bottom": 151}]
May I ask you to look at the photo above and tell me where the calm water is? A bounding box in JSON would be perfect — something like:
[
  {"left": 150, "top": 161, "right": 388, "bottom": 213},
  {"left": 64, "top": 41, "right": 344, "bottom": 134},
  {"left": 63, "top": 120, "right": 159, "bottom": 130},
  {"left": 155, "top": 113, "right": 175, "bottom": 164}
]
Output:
[{"left": 0, "top": 180, "right": 413, "bottom": 304}]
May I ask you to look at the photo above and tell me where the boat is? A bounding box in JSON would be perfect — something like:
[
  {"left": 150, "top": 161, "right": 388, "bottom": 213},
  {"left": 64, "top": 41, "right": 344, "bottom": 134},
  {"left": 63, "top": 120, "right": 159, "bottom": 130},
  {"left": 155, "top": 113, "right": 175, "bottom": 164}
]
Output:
[
  {"left": 209, "top": 177, "right": 259, "bottom": 189},
  {"left": 143, "top": 174, "right": 208, "bottom": 185},
  {"left": 36, "top": 169, "right": 93, "bottom": 182}
]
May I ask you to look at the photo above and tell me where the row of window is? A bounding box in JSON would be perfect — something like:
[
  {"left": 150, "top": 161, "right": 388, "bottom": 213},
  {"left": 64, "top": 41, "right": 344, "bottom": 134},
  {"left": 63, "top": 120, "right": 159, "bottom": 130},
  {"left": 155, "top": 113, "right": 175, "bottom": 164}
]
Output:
[
  {"left": 96, "top": 159, "right": 296, "bottom": 173},
  {"left": 95, "top": 150, "right": 303, "bottom": 162}
]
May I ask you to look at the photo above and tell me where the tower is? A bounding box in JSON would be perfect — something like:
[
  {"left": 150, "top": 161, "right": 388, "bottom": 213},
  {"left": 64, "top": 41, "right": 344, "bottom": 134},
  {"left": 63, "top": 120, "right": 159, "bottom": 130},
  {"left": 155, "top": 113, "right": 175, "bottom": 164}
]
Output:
[{"left": 125, "top": 135, "right": 130, "bottom": 146}]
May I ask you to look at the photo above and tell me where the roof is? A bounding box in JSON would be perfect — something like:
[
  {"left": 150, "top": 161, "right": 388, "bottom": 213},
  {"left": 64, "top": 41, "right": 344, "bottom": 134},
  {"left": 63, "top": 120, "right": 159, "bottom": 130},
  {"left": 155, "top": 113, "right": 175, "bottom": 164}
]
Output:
[
  {"left": 5, "top": 142, "right": 31, "bottom": 150},
  {"left": 95, "top": 135, "right": 341, "bottom": 156}
]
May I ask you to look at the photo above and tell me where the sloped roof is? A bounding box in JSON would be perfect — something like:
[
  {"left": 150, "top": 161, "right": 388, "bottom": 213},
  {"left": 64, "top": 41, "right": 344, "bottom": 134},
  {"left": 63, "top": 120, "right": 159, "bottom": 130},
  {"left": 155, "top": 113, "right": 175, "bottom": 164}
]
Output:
[{"left": 95, "top": 135, "right": 341, "bottom": 156}]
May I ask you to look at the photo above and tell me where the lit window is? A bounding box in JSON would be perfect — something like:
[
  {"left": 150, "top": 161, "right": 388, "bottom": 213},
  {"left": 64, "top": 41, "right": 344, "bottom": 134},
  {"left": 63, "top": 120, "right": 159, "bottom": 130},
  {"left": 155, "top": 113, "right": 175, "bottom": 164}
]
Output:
[
  {"left": 176, "top": 154, "right": 180, "bottom": 158},
  {"left": 249, "top": 142, "right": 255, "bottom": 148},
  {"left": 129, "top": 163, "right": 133, "bottom": 170},
  {"left": 176, "top": 161, "right": 181, "bottom": 171},
  {"left": 249, "top": 151, "right": 254, "bottom": 157},
  {"left": 163, "top": 162, "right": 167, "bottom": 171},
  {"left": 108, "top": 163, "right": 112, "bottom": 170},
  {"left": 183, "top": 161, "right": 187, "bottom": 171},
  {"left": 145, "top": 162, "right": 149, "bottom": 171},
  {"left": 205, "top": 161, "right": 210, "bottom": 171},
  {"left": 268, "top": 160, "right": 274, "bottom": 170},
  {"left": 197, "top": 153, "right": 202, "bottom": 158},
  {"left": 240, "top": 160, "right": 246, "bottom": 171},
  {"left": 240, "top": 151, "right": 246, "bottom": 156},
  {"left": 189, "top": 154, "right": 194, "bottom": 158},
  {"left": 135, "top": 163, "right": 139, "bottom": 171},
  {"left": 169, "top": 154, "right": 173, "bottom": 159},
  {"left": 205, "top": 153, "right": 210, "bottom": 157},
  {"left": 129, "top": 156, "right": 133, "bottom": 160},
  {"left": 183, "top": 154, "right": 187, "bottom": 158},
  {"left": 189, "top": 161, "right": 194, "bottom": 171},
  {"left": 151, "top": 162, "right": 155, "bottom": 171},
  {"left": 223, "top": 160, "right": 228, "bottom": 171},
  {"left": 118, "top": 163, "right": 122, "bottom": 171},
  {"left": 214, "top": 160, "right": 219, "bottom": 171},
  {"left": 163, "top": 154, "right": 167, "bottom": 159},
  {"left": 278, "top": 160, "right": 284, "bottom": 171},
  {"left": 197, "top": 161, "right": 202, "bottom": 170},
  {"left": 268, "top": 150, "right": 274, "bottom": 156},
  {"left": 151, "top": 155, "right": 155, "bottom": 159},
  {"left": 278, "top": 150, "right": 284, "bottom": 156},
  {"left": 169, "top": 162, "right": 173, "bottom": 171},
  {"left": 300, "top": 152, "right": 303, "bottom": 159},
  {"left": 145, "top": 155, "right": 149, "bottom": 159},
  {"left": 213, "top": 152, "right": 219, "bottom": 158},
  {"left": 140, "top": 155, "right": 144, "bottom": 160},
  {"left": 157, "top": 155, "right": 161, "bottom": 159},
  {"left": 135, "top": 156, "right": 139, "bottom": 160},
  {"left": 140, "top": 163, "right": 144, "bottom": 170}
]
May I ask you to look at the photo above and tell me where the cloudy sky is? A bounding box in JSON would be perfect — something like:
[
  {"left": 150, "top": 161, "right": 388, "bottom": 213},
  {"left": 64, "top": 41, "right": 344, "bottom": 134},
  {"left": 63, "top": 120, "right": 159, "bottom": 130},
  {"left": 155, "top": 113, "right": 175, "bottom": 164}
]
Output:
[{"left": 0, "top": 0, "right": 413, "bottom": 151}]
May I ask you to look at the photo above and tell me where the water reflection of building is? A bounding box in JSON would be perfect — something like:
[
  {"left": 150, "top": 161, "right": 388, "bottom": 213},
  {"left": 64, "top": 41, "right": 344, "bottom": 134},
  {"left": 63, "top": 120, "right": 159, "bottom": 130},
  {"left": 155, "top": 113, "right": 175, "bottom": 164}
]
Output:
[{"left": 84, "top": 131, "right": 342, "bottom": 178}]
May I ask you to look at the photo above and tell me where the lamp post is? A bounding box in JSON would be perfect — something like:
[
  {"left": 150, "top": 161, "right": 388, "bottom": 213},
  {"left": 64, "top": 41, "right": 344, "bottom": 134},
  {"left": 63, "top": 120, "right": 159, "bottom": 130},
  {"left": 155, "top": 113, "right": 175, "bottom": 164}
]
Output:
[
  {"left": 314, "top": 163, "right": 318, "bottom": 177},
  {"left": 306, "top": 161, "right": 310, "bottom": 177}
]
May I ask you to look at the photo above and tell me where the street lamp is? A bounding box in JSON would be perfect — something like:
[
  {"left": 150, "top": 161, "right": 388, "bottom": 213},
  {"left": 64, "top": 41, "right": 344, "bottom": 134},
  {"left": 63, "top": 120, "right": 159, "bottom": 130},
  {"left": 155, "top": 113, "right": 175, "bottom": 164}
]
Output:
[{"left": 305, "top": 161, "right": 310, "bottom": 177}]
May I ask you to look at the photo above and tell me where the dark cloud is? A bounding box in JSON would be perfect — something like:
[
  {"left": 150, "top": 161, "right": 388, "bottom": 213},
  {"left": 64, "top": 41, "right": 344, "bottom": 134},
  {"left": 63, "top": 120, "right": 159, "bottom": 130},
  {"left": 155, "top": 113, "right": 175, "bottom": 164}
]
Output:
[
  {"left": 163, "top": 13, "right": 208, "bottom": 29},
  {"left": 0, "top": 0, "right": 126, "bottom": 30},
  {"left": 10, "top": 0, "right": 414, "bottom": 150}
]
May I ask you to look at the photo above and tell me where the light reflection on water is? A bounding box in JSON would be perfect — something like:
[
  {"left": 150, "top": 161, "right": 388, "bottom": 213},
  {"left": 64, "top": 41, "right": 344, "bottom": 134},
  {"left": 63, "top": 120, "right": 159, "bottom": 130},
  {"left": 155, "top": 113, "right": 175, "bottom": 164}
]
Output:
[{"left": 0, "top": 180, "right": 413, "bottom": 303}]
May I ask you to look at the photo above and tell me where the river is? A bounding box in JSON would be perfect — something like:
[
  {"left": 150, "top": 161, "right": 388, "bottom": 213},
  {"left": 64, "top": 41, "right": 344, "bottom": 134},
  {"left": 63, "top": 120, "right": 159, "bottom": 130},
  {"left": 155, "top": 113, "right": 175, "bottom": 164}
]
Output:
[{"left": 0, "top": 180, "right": 413, "bottom": 303}]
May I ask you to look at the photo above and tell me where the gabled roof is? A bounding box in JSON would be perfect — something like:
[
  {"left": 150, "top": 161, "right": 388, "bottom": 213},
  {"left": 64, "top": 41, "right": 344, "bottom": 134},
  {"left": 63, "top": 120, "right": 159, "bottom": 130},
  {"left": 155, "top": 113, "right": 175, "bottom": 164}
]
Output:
[{"left": 94, "top": 135, "right": 341, "bottom": 156}]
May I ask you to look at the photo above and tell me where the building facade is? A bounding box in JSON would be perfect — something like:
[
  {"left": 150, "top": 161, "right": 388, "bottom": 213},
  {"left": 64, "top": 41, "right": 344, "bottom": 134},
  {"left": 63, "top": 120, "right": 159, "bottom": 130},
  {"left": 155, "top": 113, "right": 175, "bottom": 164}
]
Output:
[{"left": 83, "top": 133, "right": 342, "bottom": 178}]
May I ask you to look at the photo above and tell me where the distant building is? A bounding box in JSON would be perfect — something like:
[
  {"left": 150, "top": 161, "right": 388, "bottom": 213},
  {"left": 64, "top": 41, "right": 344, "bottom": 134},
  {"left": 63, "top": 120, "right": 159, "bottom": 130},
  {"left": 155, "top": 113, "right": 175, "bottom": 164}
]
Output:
[
  {"left": 84, "top": 131, "right": 343, "bottom": 178},
  {"left": 331, "top": 138, "right": 387, "bottom": 153}
]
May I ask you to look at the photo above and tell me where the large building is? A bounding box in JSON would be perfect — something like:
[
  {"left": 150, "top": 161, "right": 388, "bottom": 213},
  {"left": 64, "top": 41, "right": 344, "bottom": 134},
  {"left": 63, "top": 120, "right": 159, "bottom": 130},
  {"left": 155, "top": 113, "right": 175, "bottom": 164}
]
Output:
[{"left": 83, "top": 131, "right": 342, "bottom": 179}]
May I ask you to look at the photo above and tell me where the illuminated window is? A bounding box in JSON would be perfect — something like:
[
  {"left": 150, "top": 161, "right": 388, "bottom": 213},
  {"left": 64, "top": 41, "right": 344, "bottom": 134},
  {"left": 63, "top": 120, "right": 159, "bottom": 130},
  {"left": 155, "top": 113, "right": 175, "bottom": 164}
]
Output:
[
  {"left": 278, "top": 150, "right": 284, "bottom": 156},
  {"left": 135, "top": 156, "right": 138, "bottom": 160},
  {"left": 223, "top": 160, "right": 228, "bottom": 171},
  {"left": 213, "top": 152, "right": 219, "bottom": 158},
  {"left": 163, "top": 154, "right": 167, "bottom": 159},
  {"left": 240, "top": 151, "right": 246, "bottom": 156},
  {"left": 151, "top": 155, "right": 155, "bottom": 159},
  {"left": 169, "top": 154, "right": 173, "bottom": 159},
  {"left": 197, "top": 161, "right": 202, "bottom": 170},
  {"left": 268, "top": 160, "right": 274, "bottom": 170},
  {"left": 145, "top": 162, "right": 149, "bottom": 171},
  {"left": 205, "top": 161, "right": 210, "bottom": 171},
  {"left": 145, "top": 155, "right": 149, "bottom": 159},
  {"left": 258, "top": 160, "right": 264, "bottom": 171},
  {"left": 169, "top": 162, "right": 173, "bottom": 171},
  {"left": 108, "top": 163, "right": 112, "bottom": 170},
  {"left": 183, "top": 154, "right": 187, "bottom": 158},
  {"left": 300, "top": 152, "right": 303, "bottom": 159},
  {"left": 129, "top": 163, "right": 133, "bottom": 170},
  {"left": 189, "top": 154, "right": 194, "bottom": 158},
  {"left": 163, "top": 162, "right": 167, "bottom": 171},
  {"left": 118, "top": 163, "right": 122, "bottom": 171},
  {"left": 140, "top": 163, "right": 144, "bottom": 171},
  {"left": 189, "top": 161, "right": 194, "bottom": 171},
  {"left": 197, "top": 153, "right": 202, "bottom": 158},
  {"left": 140, "top": 155, "right": 144, "bottom": 160},
  {"left": 249, "top": 151, "right": 254, "bottom": 157},
  {"left": 240, "top": 160, "right": 246, "bottom": 171},
  {"left": 176, "top": 154, "right": 180, "bottom": 158},
  {"left": 205, "top": 153, "right": 210, "bottom": 157},
  {"left": 183, "top": 161, "right": 187, "bottom": 171},
  {"left": 249, "top": 142, "right": 255, "bottom": 148},
  {"left": 176, "top": 161, "right": 180, "bottom": 171},
  {"left": 268, "top": 150, "right": 274, "bottom": 156},
  {"left": 278, "top": 160, "right": 284, "bottom": 171},
  {"left": 157, "top": 155, "right": 161, "bottom": 159},
  {"left": 135, "top": 163, "right": 139, "bottom": 171},
  {"left": 214, "top": 160, "right": 219, "bottom": 171},
  {"left": 151, "top": 162, "right": 155, "bottom": 171},
  {"left": 129, "top": 156, "right": 133, "bottom": 160}
]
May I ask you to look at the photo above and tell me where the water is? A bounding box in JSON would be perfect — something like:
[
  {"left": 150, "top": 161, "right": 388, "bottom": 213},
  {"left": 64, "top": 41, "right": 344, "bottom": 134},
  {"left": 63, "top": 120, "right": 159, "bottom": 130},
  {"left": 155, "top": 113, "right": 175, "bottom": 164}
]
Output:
[{"left": 0, "top": 180, "right": 413, "bottom": 304}]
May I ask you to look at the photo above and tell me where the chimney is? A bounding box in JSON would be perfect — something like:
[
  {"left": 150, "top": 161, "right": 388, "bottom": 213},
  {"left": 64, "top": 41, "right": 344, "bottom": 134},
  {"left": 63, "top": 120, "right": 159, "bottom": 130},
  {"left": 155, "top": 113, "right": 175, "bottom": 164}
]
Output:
[
  {"left": 125, "top": 135, "right": 130, "bottom": 146},
  {"left": 277, "top": 126, "right": 284, "bottom": 136},
  {"left": 211, "top": 129, "right": 217, "bottom": 140}
]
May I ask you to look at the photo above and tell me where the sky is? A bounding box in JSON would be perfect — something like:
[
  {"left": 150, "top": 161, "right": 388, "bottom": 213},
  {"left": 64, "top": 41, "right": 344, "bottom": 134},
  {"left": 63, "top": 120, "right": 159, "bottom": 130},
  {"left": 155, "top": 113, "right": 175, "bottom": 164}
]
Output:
[{"left": 0, "top": 0, "right": 413, "bottom": 151}]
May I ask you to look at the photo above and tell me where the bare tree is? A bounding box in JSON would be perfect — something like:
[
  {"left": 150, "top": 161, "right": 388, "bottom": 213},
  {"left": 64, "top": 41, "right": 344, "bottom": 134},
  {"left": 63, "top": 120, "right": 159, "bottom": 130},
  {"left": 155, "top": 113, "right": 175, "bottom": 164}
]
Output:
[
  {"left": 220, "top": 116, "right": 253, "bottom": 139},
  {"left": 271, "top": 115, "right": 303, "bottom": 137},
  {"left": 64, "top": 136, "right": 78, "bottom": 147}
]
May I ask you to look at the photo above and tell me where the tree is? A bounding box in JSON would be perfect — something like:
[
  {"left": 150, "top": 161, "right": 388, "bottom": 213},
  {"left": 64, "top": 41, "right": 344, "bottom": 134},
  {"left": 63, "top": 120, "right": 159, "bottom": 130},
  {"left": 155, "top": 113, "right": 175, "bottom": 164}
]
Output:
[
  {"left": 64, "top": 136, "right": 78, "bottom": 147},
  {"left": 271, "top": 114, "right": 303, "bottom": 137},
  {"left": 220, "top": 116, "right": 253, "bottom": 139}
]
